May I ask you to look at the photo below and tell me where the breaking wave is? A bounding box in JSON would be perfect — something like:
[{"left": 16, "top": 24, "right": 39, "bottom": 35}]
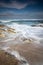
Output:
[{"left": 6, "top": 22, "right": 43, "bottom": 44}]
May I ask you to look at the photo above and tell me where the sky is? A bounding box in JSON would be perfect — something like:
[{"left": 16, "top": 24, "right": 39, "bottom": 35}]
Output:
[{"left": 0, "top": 0, "right": 43, "bottom": 20}]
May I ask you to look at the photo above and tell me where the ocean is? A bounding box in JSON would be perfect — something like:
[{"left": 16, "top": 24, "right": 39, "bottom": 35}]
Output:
[{"left": 0, "top": 19, "right": 43, "bottom": 43}]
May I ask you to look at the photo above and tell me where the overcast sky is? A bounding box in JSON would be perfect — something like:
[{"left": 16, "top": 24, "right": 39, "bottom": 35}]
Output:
[{"left": 0, "top": 0, "right": 43, "bottom": 20}]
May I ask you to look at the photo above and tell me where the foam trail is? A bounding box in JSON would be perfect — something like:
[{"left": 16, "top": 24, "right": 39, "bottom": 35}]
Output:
[
  {"left": 1, "top": 47, "right": 29, "bottom": 65},
  {"left": 7, "top": 23, "right": 43, "bottom": 44}
]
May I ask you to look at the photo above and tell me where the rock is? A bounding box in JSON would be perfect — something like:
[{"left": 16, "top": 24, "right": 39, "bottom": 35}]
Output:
[
  {"left": 0, "top": 33, "right": 5, "bottom": 38},
  {"left": 7, "top": 28, "right": 16, "bottom": 34},
  {"left": 0, "top": 50, "right": 18, "bottom": 65},
  {"left": 24, "top": 39, "right": 33, "bottom": 43},
  {"left": 0, "top": 25, "right": 5, "bottom": 28},
  {"left": 31, "top": 24, "right": 43, "bottom": 27}
]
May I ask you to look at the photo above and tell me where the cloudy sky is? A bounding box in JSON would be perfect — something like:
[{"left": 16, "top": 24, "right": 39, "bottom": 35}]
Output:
[{"left": 0, "top": 0, "right": 43, "bottom": 20}]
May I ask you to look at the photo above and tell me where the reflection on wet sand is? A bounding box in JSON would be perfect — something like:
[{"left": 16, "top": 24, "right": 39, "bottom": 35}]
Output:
[
  {"left": 0, "top": 39, "right": 43, "bottom": 65},
  {"left": 10, "top": 42, "right": 43, "bottom": 65}
]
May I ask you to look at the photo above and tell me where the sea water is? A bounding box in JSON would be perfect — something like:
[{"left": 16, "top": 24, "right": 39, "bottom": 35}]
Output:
[
  {"left": 0, "top": 19, "right": 43, "bottom": 43},
  {"left": 0, "top": 19, "right": 43, "bottom": 65}
]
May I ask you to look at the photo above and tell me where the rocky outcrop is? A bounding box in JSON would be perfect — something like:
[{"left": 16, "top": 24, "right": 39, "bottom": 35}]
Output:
[{"left": 0, "top": 50, "right": 18, "bottom": 65}]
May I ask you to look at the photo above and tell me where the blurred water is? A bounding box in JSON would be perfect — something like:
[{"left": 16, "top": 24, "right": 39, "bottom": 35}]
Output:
[
  {"left": 0, "top": 20, "right": 43, "bottom": 65},
  {"left": 0, "top": 20, "right": 43, "bottom": 43}
]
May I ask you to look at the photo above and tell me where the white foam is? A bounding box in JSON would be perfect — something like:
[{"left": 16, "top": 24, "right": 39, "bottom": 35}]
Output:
[{"left": 7, "top": 23, "right": 43, "bottom": 43}]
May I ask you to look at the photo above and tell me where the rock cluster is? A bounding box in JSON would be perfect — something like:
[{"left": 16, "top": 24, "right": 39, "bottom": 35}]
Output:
[{"left": 0, "top": 25, "right": 16, "bottom": 38}]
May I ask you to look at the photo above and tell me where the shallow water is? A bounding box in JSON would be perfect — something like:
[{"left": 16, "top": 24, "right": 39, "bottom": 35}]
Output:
[
  {"left": 0, "top": 20, "right": 43, "bottom": 65},
  {"left": 6, "top": 21, "right": 43, "bottom": 44}
]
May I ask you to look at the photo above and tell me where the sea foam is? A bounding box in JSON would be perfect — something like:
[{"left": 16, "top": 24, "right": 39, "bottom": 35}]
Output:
[{"left": 7, "top": 22, "right": 43, "bottom": 44}]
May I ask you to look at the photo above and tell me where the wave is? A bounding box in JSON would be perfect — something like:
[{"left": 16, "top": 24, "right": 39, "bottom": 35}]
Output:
[
  {"left": 7, "top": 23, "right": 43, "bottom": 37},
  {"left": 0, "top": 21, "right": 43, "bottom": 44},
  {"left": 6, "top": 22, "right": 43, "bottom": 44}
]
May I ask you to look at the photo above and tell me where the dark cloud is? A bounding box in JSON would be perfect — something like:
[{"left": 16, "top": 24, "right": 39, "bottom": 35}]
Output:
[
  {"left": 0, "top": 0, "right": 43, "bottom": 9},
  {"left": 0, "top": 0, "right": 43, "bottom": 19},
  {"left": 0, "top": 0, "right": 28, "bottom": 9}
]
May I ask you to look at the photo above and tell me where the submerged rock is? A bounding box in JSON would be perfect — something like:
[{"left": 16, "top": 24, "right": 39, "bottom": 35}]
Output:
[
  {"left": 0, "top": 24, "right": 17, "bottom": 42},
  {"left": 31, "top": 24, "right": 43, "bottom": 27},
  {"left": 7, "top": 28, "right": 16, "bottom": 34}
]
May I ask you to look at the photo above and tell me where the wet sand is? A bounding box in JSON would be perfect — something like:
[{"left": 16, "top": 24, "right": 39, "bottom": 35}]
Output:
[
  {"left": 10, "top": 42, "right": 43, "bottom": 65},
  {"left": 0, "top": 35, "right": 43, "bottom": 65},
  {"left": 0, "top": 40, "right": 43, "bottom": 65}
]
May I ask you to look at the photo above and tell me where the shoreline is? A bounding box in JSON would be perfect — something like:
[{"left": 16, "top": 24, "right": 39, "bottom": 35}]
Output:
[{"left": 0, "top": 23, "right": 43, "bottom": 65}]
